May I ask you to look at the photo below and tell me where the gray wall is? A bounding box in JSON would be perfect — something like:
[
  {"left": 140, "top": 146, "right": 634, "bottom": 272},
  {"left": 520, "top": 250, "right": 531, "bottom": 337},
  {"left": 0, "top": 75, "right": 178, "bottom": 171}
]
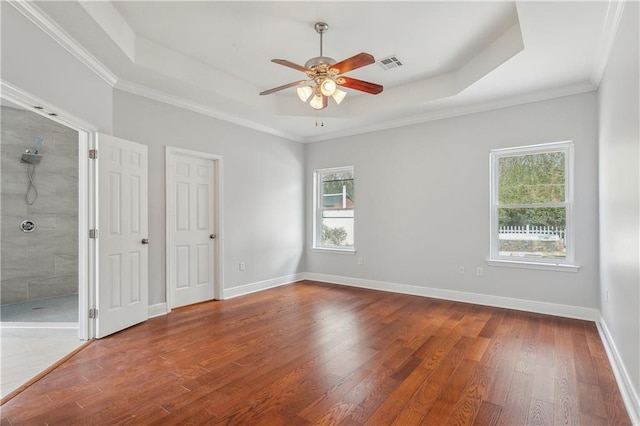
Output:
[
  {"left": 598, "top": 1, "right": 640, "bottom": 411},
  {"left": 306, "top": 92, "right": 600, "bottom": 309},
  {"left": 1, "top": 3, "right": 113, "bottom": 133},
  {"left": 1, "top": 106, "right": 79, "bottom": 304},
  {"left": 112, "top": 91, "right": 306, "bottom": 305}
]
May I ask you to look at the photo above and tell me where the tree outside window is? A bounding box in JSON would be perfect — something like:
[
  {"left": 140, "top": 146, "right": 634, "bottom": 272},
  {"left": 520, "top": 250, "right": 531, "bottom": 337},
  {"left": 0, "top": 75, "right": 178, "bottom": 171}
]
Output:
[
  {"left": 490, "top": 142, "right": 573, "bottom": 264},
  {"left": 314, "top": 167, "right": 355, "bottom": 249}
]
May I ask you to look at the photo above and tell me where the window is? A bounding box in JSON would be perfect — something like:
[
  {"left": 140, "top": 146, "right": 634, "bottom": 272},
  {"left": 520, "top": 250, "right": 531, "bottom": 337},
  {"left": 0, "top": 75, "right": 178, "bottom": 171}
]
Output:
[
  {"left": 313, "top": 166, "right": 355, "bottom": 251},
  {"left": 490, "top": 141, "right": 574, "bottom": 266}
]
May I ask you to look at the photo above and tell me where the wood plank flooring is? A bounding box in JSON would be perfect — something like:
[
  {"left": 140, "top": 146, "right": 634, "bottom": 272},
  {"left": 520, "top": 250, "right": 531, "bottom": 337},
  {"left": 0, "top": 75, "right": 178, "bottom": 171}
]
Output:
[{"left": 1, "top": 281, "right": 631, "bottom": 425}]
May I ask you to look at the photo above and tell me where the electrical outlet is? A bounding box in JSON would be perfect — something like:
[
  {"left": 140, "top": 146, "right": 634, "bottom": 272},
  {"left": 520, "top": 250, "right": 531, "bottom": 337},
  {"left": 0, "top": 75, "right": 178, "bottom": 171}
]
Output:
[
  {"left": 604, "top": 288, "right": 609, "bottom": 302},
  {"left": 476, "top": 267, "right": 483, "bottom": 277},
  {"left": 458, "top": 266, "right": 465, "bottom": 275},
  {"left": 357, "top": 257, "right": 364, "bottom": 265},
  {"left": 239, "top": 262, "right": 245, "bottom": 271}
]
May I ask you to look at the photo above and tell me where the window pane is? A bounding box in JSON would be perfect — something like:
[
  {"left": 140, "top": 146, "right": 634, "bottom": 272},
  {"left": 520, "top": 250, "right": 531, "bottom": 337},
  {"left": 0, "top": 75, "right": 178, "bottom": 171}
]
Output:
[
  {"left": 498, "top": 207, "right": 566, "bottom": 259},
  {"left": 498, "top": 152, "right": 565, "bottom": 204},
  {"left": 322, "top": 210, "right": 354, "bottom": 247},
  {"left": 321, "top": 172, "right": 354, "bottom": 209}
]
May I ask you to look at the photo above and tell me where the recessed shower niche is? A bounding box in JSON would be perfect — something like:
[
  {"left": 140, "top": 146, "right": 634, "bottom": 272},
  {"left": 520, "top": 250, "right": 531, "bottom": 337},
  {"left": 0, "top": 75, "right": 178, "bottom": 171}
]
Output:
[{"left": 0, "top": 100, "right": 79, "bottom": 322}]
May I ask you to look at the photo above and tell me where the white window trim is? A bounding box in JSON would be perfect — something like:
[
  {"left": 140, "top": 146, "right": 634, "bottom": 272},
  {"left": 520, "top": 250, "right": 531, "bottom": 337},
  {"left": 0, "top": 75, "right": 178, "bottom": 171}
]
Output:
[
  {"left": 489, "top": 141, "right": 579, "bottom": 270},
  {"left": 313, "top": 166, "right": 355, "bottom": 252}
]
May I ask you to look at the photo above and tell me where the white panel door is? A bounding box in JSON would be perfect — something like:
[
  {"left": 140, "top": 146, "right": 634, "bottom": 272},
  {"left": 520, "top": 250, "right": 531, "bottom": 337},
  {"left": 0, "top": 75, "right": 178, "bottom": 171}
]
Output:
[
  {"left": 96, "top": 134, "right": 148, "bottom": 338},
  {"left": 168, "top": 154, "right": 215, "bottom": 308}
]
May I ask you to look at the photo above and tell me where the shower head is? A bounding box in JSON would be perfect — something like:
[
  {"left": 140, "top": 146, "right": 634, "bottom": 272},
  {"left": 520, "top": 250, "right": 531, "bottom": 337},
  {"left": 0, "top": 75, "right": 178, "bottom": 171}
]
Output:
[{"left": 21, "top": 149, "right": 42, "bottom": 165}]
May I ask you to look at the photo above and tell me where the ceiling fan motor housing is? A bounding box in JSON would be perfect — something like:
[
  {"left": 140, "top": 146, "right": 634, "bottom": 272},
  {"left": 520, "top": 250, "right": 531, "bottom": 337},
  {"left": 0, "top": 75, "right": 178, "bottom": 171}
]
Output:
[{"left": 304, "top": 56, "right": 337, "bottom": 73}]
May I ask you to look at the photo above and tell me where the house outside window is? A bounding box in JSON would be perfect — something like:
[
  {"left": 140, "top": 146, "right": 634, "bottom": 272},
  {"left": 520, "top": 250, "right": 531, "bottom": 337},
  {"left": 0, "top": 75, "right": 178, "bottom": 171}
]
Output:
[
  {"left": 313, "top": 166, "right": 355, "bottom": 251},
  {"left": 490, "top": 141, "right": 574, "bottom": 266}
]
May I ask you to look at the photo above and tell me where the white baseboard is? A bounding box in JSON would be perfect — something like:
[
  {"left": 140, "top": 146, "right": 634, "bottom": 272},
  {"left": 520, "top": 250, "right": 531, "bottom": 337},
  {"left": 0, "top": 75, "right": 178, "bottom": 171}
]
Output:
[
  {"left": 303, "top": 272, "right": 600, "bottom": 321},
  {"left": 223, "top": 273, "right": 305, "bottom": 299},
  {"left": 596, "top": 317, "right": 640, "bottom": 425},
  {"left": 148, "top": 272, "right": 639, "bottom": 422},
  {"left": 148, "top": 303, "right": 168, "bottom": 318}
]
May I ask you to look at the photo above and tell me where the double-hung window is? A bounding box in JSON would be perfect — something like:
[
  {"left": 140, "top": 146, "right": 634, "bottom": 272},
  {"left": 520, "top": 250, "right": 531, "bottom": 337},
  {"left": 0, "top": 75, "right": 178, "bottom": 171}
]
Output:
[
  {"left": 313, "top": 166, "right": 355, "bottom": 251},
  {"left": 490, "top": 141, "right": 574, "bottom": 267}
]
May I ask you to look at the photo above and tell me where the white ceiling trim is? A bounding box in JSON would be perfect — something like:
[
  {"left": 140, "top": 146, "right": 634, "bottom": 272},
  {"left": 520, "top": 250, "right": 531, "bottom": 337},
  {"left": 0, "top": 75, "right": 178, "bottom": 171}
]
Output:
[
  {"left": 304, "top": 82, "right": 598, "bottom": 143},
  {"left": 7, "top": 0, "right": 610, "bottom": 145},
  {"left": 134, "top": 36, "right": 262, "bottom": 105},
  {"left": 8, "top": 0, "right": 118, "bottom": 87},
  {"left": 114, "top": 80, "right": 303, "bottom": 143},
  {"left": 78, "top": 1, "right": 136, "bottom": 62},
  {"left": 590, "top": 0, "right": 626, "bottom": 86},
  {"left": 1, "top": 79, "right": 98, "bottom": 132}
]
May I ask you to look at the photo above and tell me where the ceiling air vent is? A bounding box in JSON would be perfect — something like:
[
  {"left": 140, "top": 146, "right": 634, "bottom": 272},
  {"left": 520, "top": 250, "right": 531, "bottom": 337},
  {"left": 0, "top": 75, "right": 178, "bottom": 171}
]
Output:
[{"left": 378, "top": 55, "right": 403, "bottom": 71}]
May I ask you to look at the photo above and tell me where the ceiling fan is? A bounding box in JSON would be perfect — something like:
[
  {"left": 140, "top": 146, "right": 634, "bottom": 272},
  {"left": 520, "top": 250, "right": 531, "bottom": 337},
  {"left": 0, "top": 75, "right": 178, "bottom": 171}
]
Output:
[{"left": 259, "top": 22, "right": 383, "bottom": 110}]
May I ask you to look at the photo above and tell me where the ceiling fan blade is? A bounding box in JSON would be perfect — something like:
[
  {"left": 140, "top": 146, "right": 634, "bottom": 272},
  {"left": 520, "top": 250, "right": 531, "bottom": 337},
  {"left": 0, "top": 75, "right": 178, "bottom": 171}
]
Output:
[
  {"left": 337, "top": 77, "right": 383, "bottom": 95},
  {"left": 271, "top": 59, "right": 309, "bottom": 73},
  {"left": 260, "top": 80, "right": 308, "bottom": 96},
  {"left": 332, "top": 52, "right": 375, "bottom": 74}
]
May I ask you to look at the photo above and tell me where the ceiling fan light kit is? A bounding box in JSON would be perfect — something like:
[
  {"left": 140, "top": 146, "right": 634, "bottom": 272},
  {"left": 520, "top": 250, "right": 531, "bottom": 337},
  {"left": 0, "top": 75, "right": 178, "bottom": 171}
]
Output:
[{"left": 260, "top": 22, "right": 383, "bottom": 110}]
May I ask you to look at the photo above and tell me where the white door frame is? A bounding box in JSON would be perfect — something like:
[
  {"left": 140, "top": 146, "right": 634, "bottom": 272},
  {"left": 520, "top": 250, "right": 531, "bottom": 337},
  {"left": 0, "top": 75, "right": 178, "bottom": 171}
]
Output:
[
  {"left": 1, "top": 81, "right": 96, "bottom": 340},
  {"left": 165, "top": 146, "right": 224, "bottom": 310}
]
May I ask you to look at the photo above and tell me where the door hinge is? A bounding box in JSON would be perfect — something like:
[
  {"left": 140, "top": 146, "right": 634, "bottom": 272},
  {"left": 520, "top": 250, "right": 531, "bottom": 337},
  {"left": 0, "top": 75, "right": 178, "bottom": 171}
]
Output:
[
  {"left": 89, "top": 149, "right": 98, "bottom": 159},
  {"left": 89, "top": 229, "right": 98, "bottom": 239},
  {"left": 89, "top": 308, "right": 98, "bottom": 319}
]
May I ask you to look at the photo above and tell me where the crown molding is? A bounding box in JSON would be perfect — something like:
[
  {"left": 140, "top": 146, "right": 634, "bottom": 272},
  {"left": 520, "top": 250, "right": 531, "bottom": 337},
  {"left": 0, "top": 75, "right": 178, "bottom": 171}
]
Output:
[
  {"left": 1, "top": 79, "right": 97, "bottom": 132},
  {"left": 114, "top": 80, "right": 303, "bottom": 143},
  {"left": 7, "top": 0, "right": 118, "bottom": 87},
  {"left": 590, "top": 0, "right": 626, "bottom": 86},
  {"left": 303, "top": 82, "right": 598, "bottom": 143}
]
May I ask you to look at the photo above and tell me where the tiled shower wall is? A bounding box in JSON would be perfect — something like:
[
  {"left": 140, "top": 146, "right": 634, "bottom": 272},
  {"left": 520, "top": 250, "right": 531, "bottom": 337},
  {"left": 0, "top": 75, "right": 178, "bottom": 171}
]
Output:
[{"left": 1, "top": 105, "right": 78, "bottom": 305}]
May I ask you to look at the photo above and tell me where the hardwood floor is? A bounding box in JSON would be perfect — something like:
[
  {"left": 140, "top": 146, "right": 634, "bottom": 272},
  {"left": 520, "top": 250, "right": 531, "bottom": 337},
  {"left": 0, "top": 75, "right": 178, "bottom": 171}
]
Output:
[{"left": 1, "top": 281, "right": 631, "bottom": 425}]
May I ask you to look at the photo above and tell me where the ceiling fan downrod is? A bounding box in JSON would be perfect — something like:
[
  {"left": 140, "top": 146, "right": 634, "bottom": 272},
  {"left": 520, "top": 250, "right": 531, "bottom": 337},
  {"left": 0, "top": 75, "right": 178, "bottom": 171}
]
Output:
[{"left": 315, "top": 22, "right": 329, "bottom": 57}]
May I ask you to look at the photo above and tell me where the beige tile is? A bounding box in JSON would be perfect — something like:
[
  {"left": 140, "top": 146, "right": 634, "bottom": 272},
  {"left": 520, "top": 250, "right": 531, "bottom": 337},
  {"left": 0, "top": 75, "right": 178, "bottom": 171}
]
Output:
[
  {"left": 55, "top": 255, "right": 78, "bottom": 276},
  {"left": 0, "top": 278, "right": 29, "bottom": 304},
  {"left": 28, "top": 275, "right": 77, "bottom": 299}
]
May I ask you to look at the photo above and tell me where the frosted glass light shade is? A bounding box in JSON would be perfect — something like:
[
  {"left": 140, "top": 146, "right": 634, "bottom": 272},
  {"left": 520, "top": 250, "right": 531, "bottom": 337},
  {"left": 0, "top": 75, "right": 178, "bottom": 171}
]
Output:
[
  {"left": 320, "top": 78, "right": 337, "bottom": 96},
  {"left": 309, "top": 94, "right": 325, "bottom": 110},
  {"left": 331, "top": 89, "right": 346, "bottom": 105},
  {"left": 297, "top": 86, "right": 313, "bottom": 102}
]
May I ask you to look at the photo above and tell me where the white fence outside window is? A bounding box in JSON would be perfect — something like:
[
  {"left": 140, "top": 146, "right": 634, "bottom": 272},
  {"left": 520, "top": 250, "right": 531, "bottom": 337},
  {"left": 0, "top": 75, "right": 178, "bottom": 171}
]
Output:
[{"left": 499, "top": 225, "right": 566, "bottom": 244}]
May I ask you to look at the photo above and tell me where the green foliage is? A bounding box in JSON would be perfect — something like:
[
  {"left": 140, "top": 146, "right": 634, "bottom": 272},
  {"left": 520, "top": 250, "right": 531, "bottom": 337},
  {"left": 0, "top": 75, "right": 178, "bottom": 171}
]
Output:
[
  {"left": 498, "top": 152, "right": 566, "bottom": 228},
  {"left": 498, "top": 207, "right": 565, "bottom": 228},
  {"left": 322, "top": 224, "right": 348, "bottom": 246},
  {"left": 322, "top": 172, "right": 354, "bottom": 200},
  {"left": 498, "top": 152, "right": 565, "bottom": 204}
]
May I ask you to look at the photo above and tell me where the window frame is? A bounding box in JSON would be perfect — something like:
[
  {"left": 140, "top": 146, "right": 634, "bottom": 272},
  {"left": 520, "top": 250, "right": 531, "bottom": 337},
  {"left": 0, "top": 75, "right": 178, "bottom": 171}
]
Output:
[
  {"left": 489, "top": 141, "right": 576, "bottom": 269},
  {"left": 312, "top": 166, "right": 356, "bottom": 253}
]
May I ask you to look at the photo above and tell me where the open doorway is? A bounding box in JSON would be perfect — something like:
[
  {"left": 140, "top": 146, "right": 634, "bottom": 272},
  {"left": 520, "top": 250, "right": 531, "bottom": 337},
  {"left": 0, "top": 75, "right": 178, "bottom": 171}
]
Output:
[{"left": 0, "top": 95, "right": 90, "bottom": 399}]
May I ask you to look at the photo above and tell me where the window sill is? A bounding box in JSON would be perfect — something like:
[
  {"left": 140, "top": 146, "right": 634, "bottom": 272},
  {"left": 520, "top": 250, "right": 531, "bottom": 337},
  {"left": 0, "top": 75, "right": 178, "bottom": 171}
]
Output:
[
  {"left": 311, "top": 247, "right": 356, "bottom": 255},
  {"left": 487, "top": 259, "right": 580, "bottom": 272}
]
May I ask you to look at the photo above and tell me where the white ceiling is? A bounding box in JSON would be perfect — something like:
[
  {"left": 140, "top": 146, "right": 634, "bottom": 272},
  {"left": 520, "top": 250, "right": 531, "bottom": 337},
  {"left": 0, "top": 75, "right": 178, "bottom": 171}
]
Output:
[{"left": 32, "top": 1, "right": 618, "bottom": 142}]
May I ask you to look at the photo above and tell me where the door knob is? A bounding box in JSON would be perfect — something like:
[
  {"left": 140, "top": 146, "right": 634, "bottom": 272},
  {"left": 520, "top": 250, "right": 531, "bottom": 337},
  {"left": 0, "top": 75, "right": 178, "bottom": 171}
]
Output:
[
  {"left": 210, "top": 234, "right": 216, "bottom": 239},
  {"left": 142, "top": 238, "right": 150, "bottom": 244}
]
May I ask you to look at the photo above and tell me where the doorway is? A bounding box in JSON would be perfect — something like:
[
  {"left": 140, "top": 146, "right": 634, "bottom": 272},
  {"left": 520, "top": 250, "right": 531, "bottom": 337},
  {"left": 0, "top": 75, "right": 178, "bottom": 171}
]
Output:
[
  {"left": 165, "top": 147, "right": 223, "bottom": 309},
  {"left": 0, "top": 91, "right": 91, "bottom": 399}
]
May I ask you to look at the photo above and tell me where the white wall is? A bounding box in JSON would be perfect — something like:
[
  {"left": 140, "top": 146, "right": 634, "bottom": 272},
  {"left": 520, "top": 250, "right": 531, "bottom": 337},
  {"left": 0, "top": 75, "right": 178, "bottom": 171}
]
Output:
[
  {"left": 306, "top": 92, "right": 600, "bottom": 311},
  {"left": 598, "top": 0, "right": 640, "bottom": 416},
  {"left": 112, "top": 91, "right": 305, "bottom": 305},
  {"left": 1, "top": 3, "right": 113, "bottom": 132}
]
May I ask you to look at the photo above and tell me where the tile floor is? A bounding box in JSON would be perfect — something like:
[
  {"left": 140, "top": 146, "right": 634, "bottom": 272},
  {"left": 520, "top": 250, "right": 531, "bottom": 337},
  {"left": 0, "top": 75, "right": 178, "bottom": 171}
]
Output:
[
  {"left": 0, "top": 332, "right": 84, "bottom": 399},
  {"left": 1, "top": 294, "right": 84, "bottom": 399},
  {"left": 1, "top": 294, "right": 78, "bottom": 322}
]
